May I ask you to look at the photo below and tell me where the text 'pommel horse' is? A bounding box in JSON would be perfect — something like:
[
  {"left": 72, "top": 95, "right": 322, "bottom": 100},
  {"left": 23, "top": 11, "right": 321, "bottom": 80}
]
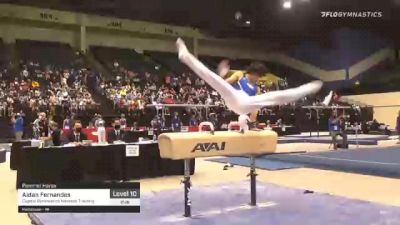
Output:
[{"left": 158, "top": 122, "right": 277, "bottom": 217}]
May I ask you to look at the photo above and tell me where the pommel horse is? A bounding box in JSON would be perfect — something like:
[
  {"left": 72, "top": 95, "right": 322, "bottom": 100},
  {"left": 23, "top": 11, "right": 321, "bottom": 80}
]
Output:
[{"left": 158, "top": 122, "right": 277, "bottom": 217}]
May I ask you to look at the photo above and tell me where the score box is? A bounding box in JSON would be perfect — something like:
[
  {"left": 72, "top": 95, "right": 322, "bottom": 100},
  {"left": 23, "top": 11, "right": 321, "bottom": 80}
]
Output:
[{"left": 18, "top": 182, "right": 140, "bottom": 213}]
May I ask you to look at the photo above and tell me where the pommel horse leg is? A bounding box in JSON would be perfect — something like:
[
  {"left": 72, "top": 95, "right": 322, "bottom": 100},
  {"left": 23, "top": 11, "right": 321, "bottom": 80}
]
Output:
[
  {"left": 249, "top": 155, "right": 257, "bottom": 206},
  {"left": 182, "top": 122, "right": 214, "bottom": 217},
  {"left": 183, "top": 159, "right": 191, "bottom": 217}
]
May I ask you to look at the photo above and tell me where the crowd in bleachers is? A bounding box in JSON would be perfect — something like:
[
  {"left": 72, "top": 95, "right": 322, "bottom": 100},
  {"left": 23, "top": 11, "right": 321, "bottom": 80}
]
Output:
[
  {"left": 0, "top": 49, "right": 101, "bottom": 137},
  {"left": 102, "top": 65, "right": 225, "bottom": 111}
]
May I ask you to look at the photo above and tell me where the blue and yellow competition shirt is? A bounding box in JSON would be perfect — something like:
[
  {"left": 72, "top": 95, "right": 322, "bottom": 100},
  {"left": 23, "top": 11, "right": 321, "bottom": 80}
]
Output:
[{"left": 230, "top": 71, "right": 260, "bottom": 96}]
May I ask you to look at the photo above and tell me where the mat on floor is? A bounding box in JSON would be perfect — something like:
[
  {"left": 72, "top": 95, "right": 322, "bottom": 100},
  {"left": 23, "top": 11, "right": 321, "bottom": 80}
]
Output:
[
  {"left": 278, "top": 137, "right": 378, "bottom": 145},
  {"left": 264, "top": 146, "right": 400, "bottom": 178},
  {"left": 30, "top": 181, "right": 400, "bottom": 225},
  {"left": 205, "top": 156, "right": 304, "bottom": 170}
]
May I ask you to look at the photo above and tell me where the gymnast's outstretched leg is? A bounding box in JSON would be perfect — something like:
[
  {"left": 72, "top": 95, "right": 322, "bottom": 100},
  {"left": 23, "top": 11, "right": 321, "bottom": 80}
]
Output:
[
  {"left": 176, "top": 38, "right": 242, "bottom": 104},
  {"left": 248, "top": 80, "right": 323, "bottom": 106}
]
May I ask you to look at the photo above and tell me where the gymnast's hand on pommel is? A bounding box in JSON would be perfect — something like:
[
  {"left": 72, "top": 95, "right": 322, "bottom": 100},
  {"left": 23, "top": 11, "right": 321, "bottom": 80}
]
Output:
[{"left": 238, "top": 114, "right": 250, "bottom": 132}]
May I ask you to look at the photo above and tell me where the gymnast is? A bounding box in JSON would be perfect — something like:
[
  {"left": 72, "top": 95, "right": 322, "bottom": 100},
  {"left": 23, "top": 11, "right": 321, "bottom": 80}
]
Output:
[
  {"left": 176, "top": 38, "right": 323, "bottom": 131},
  {"left": 219, "top": 60, "right": 270, "bottom": 126}
]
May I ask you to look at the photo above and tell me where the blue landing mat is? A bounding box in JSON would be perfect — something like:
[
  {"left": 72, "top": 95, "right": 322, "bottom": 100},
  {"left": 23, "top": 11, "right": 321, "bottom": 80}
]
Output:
[
  {"left": 278, "top": 137, "right": 378, "bottom": 145},
  {"left": 285, "top": 134, "right": 389, "bottom": 141},
  {"left": 206, "top": 156, "right": 304, "bottom": 170},
  {"left": 31, "top": 181, "right": 400, "bottom": 225},
  {"left": 306, "top": 139, "right": 377, "bottom": 145},
  {"left": 265, "top": 146, "right": 400, "bottom": 178}
]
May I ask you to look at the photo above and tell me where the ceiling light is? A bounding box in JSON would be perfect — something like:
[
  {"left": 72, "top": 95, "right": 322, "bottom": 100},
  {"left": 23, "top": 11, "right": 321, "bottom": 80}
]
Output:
[
  {"left": 283, "top": 0, "right": 292, "bottom": 9},
  {"left": 234, "top": 11, "right": 242, "bottom": 20}
]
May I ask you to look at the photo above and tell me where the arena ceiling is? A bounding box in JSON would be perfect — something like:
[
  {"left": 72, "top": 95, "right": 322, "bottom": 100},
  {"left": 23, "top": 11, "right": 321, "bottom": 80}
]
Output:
[{"left": 3, "top": 0, "right": 400, "bottom": 45}]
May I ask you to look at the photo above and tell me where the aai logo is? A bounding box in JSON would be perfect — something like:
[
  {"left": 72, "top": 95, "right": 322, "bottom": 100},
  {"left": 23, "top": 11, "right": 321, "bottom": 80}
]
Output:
[{"left": 191, "top": 142, "right": 226, "bottom": 152}]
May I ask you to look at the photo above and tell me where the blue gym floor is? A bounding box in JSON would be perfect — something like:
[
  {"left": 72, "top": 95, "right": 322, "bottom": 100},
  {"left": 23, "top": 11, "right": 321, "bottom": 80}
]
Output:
[
  {"left": 278, "top": 134, "right": 388, "bottom": 145},
  {"left": 30, "top": 181, "right": 400, "bottom": 225},
  {"left": 266, "top": 146, "right": 400, "bottom": 178},
  {"left": 207, "top": 146, "right": 400, "bottom": 178}
]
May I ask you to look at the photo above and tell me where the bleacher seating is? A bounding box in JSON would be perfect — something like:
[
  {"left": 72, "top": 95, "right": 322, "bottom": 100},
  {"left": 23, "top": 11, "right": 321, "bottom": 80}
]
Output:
[
  {"left": 91, "top": 46, "right": 160, "bottom": 75},
  {"left": 198, "top": 55, "right": 254, "bottom": 71},
  {"left": 16, "top": 40, "right": 78, "bottom": 69},
  {"left": 0, "top": 39, "right": 10, "bottom": 69},
  {"left": 144, "top": 51, "right": 190, "bottom": 74},
  {"left": 265, "top": 62, "right": 315, "bottom": 87},
  {"left": 351, "top": 60, "right": 400, "bottom": 94},
  {"left": 287, "top": 28, "right": 392, "bottom": 70}
]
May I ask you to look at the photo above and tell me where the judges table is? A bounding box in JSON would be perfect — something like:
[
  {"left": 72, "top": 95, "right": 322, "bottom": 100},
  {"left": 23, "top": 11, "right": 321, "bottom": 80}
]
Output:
[
  {"left": 16, "top": 142, "right": 195, "bottom": 187},
  {"left": 10, "top": 140, "right": 36, "bottom": 170}
]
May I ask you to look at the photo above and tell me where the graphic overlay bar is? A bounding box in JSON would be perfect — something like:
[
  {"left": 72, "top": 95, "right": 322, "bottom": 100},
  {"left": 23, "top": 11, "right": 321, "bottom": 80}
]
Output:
[{"left": 18, "top": 182, "right": 140, "bottom": 213}]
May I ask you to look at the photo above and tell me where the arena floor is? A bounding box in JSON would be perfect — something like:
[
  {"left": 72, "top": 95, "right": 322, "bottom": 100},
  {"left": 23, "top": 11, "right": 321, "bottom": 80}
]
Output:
[{"left": 1, "top": 141, "right": 400, "bottom": 225}]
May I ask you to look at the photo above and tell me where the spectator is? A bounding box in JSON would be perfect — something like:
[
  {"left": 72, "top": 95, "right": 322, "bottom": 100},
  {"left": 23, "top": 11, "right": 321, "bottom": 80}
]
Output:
[
  {"left": 33, "top": 112, "right": 48, "bottom": 139},
  {"left": 12, "top": 113, "right": 24, "bottom": 141},
  {"left": 171, "top": 112, "right": 182, "bottom": 131},
  {"left": 151, "top": 115, "right": 163, "bottom": 130},
  {"left": 63, "top": 115, "right": 73, "bottom": 129},
  {"left": 189, "top": 114, "right": 199, "bottom": 126},
  {"left": 67, "top": 122, "right": 87, "bottom": 143},
  {"left": 120, "top": 113, "right": 127, "bottom": 129},
  {"left": 42, "top": 121, "right": 62, "bottom": 146},
  {"left": 208, "top": 113, "right": 218, "bottom": 128},
  {"left": 108, "top": 119, "right": 125, "bottom": 143},
  {"left": 328, "top": 114, "right": 340, "bottom": 150}
]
